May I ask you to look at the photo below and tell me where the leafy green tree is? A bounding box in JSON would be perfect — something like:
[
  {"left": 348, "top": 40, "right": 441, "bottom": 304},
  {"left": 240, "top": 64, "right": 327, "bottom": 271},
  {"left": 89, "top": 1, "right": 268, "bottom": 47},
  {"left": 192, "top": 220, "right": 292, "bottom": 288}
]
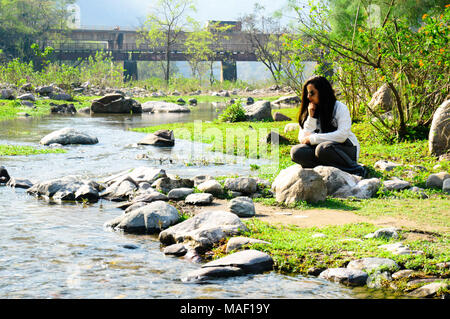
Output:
[
  {"left": 0, "top": 0, "right": 74, "bottom": 62},
  {"left": 184, "top": 21, "right": 231, "bottom": 85},
  {"left": 285, "top": 0, "right": 449, "bottom": 140},
  {"left": 240, "top": 4, "right": 291, "bottom": 84},
  {"left": 139, "top": 0, "right": 196, "bottom": 85}
]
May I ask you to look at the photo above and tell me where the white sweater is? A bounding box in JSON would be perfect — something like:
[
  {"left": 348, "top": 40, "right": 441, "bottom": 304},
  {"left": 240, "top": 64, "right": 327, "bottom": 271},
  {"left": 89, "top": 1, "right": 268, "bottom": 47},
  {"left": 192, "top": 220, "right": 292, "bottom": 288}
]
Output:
[{"left": 298, "top": 100, "right": 360, "bottom": 161}]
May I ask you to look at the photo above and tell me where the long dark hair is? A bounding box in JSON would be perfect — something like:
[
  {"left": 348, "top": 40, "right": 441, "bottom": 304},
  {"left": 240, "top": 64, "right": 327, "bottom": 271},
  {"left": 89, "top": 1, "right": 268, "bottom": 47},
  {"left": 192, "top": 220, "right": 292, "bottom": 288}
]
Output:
[{"left": 298, "top": 76, "right": 337, "bottom": 133}]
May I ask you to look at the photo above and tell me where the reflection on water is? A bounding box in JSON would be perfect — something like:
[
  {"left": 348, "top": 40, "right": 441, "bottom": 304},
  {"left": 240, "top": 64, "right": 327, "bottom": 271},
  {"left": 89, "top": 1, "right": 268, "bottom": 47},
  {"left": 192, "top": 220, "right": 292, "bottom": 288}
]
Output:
[{"left": 0, "top": 103, "right": 403, "bottom": 299}]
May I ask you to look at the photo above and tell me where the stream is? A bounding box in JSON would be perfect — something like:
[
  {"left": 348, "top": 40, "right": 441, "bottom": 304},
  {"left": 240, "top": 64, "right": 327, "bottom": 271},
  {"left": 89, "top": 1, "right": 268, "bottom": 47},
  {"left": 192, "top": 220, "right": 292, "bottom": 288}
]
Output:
[{"left": 0, "top": 103, "right": 404, "bottom": 299}]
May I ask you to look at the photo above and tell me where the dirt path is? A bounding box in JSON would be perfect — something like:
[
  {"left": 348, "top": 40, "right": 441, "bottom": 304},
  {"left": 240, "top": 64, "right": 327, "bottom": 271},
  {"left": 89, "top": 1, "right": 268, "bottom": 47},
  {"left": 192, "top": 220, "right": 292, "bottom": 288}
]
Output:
[{"left": 177, "top": 199, "right": 448, "bottom": 234}]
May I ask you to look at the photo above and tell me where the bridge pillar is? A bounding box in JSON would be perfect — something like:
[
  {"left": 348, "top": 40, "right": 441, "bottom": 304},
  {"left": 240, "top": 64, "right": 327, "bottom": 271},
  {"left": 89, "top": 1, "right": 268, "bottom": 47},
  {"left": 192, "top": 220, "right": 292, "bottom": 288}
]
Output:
[
  {"left": 220, "top": 59, "right": 237, "bottom": 82},
  {"left": 124, "top": 60, "right": 138, "bottom": 82}
]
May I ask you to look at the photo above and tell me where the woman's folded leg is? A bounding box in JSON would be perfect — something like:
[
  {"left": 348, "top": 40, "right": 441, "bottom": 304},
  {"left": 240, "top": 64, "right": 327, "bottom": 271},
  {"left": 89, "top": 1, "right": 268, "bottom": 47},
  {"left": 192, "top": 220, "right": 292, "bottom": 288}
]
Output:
[
  {"left": 315, "top": 141, "right": 366, "bottom": 176},
  {"left": 290, "top": 144, "right": 319, "bottom": 168}
]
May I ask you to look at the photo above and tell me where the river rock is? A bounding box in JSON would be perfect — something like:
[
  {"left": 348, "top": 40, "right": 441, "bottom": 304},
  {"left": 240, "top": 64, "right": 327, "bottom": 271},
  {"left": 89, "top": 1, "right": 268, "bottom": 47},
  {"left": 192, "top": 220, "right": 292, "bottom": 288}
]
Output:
[
  {"left": 347, "top": 257, "right": 399, "bottom": 273},
  {"left": 429, "top": 100, "right": 450, "bottom": 156},
  {"left": 91, "top": 94, "right": 142, "bottom": 114},
  {"left": 100, "top": 177, "right": 137, "bottom": 201},
  {"left": 244, "top": 100, "right": 272, "bottom": 121},
  {"left": 228, "top": 196, "right": 255, "bottom": 217},
  {"left": 27, "top": 175, "right": 100, "bottom": 202},
  {"left": 50, "top": 103, "right": 77, "bottom": 114},
  {"left": 188, "top": 98, "right": 197, "bottom": 105},
  {"left": 374, "top": 160, "right": 401, "bottom": 172},
  {"left": 368, "top": 84, "right": 393, "bottom": 112},
  {"left": 319, "top": 268, "right": 368, "bottom": 286},
  {"left": 50, "top": 92, "right": 72, "bottom": 101},
  {"left": 0, "top": 166, "right": 10, "bottom": 184},
  {"left": 365, "top": 227, "right": 400, "bottom": 239},
  {"left": 74, "top": 183, "right": 101, "bottom": 202},
  {"left": 118, "top": 189, "right": 169, "bottom": 210},
  {"left": 138, "top": 129, "right": 175, "bottom": 147},
  {"left": 182, "top": 266, "right": 245, "bottom": 282},
  {"left": 263, "top": 131, "right": 290, "bottom": 145},
  {"left": 40, "top": 127, "right": 98, "bottom": 146},
  {"left": 391, "top": 269, "right": 415, "bottom": 280},
  {"left": 224, "top": 177, "right": 257, "bottom": 194},
  {"left": 272, "top": 95, "right": 300, "bottom": 107},
  {"left": 443, "top": 178, "right": 450, "bottom": 194},
  {"left": 141, "top": 101, "right": 190, "bottom": 113},
  {"left": 17, "top": 93, "right": 36, "bottom": 101},
  {"left": 379, "top": 242, "right": 422, "bottom": 255},
  {"left": 21, "top": 101, "right": 34, "bottom": 108},
  {"left": 1, "top": 89, "right": 15, "bottom": 100},
  {"left": 159, "top": 210, "right": 248, "bottom": 252},
  {"left": 163, "top": 243, "right": 188, "bottom": 256},
  {"left": 36, "top": 85, "right": 54, "bottom": 96},
  {"left": 103, "top": 167, "right": 167, "bottom": 186},
  {"left": 196, "top": 180, "right": 223, "bottom": 196},
  {"left": 284, "top": 123, "right": 300, "bottom": 133},
  {"left": 408, "top": 282, "right": 449, "bottom": 298},
  {"left": 104, "top": 201, "right": 180, "bottom": 234},
  {"left": 272, "top": 112, "right": 293, "bottom": 122},
  {"left": 409, "top": 186, "right": 429, "bottom": 199},
  {"left": 226, "top": 237, "right": 270, "bottom": 253},
  {"left": 313, "top": 166, "right": 361, "bottom": 196},
  {"left": 271, "top": 165, "right": 327, "bottom": 204},
  {"left": 152, "top": 177, "right": 194, "bottom": 193},
  {"left": 426, "top": 172, "right": 450, "bottom": 188},
  {"left": 19, "top": 83, "right": 31, "bottom": 91},
  {"left": 383, "top": 177, "right": 411, "bottom": 191},
  {"left": 332, "top": 178, "right": 381, "bottom": 199},
  {"left": 192, "top": 175, "right": 215, "bottom": 187},
  {"left": 367, "top": 271, "right": 392, "bottom": 289},
  {"left": 168, "top": 188, "right": 194, "bottom": 200},
  {"left": 202, "top": 249, "right": 273, "bottom": 274},
  {"left": 184, "top": 193, "right": 213, "bottom": 205},
  {"left": 6, "top": 177, "right": 34, "bottom": 189}
]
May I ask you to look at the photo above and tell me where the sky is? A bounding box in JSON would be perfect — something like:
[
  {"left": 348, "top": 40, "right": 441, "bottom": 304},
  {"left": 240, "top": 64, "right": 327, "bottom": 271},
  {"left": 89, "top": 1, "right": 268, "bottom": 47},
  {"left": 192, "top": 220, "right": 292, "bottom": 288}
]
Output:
[{"left": 75, "top": 0, "right": 292, "bottom": 28}]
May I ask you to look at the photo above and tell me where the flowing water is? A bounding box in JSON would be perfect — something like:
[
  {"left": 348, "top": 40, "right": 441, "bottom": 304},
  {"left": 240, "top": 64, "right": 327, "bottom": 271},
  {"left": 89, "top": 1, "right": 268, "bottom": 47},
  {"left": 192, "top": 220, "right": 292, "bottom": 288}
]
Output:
[{"left": 0, "top": 103, "right": 403, "bottom": 299}]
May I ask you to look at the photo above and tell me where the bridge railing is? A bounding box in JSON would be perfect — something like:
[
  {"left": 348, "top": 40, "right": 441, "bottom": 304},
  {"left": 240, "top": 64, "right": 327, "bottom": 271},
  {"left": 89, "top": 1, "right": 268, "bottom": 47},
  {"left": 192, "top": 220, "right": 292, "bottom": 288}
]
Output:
[{"left": 48, "top": 41, "right": 255, "bottom": 54}]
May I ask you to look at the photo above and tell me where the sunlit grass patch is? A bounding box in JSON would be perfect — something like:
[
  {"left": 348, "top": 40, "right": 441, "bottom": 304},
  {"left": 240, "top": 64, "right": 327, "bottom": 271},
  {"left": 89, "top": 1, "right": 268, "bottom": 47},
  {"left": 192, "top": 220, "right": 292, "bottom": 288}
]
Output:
[
  {"left": 230, "top": 219, "right": 450, "bottom": 277},
  {"left": 0, "top": 144, "right": 66, "bottom": 156}
]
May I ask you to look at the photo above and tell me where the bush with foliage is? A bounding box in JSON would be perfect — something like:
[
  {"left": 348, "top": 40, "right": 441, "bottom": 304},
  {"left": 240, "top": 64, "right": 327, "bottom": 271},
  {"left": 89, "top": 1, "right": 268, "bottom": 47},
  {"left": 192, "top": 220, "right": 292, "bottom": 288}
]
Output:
[{"left": 218, "top": 99, "right": 247, "bottom": 122}]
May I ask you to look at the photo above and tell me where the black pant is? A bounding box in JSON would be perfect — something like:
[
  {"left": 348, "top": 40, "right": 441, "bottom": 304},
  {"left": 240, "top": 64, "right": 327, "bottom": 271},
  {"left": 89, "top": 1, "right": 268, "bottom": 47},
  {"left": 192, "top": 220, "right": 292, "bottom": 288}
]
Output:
[{"left": 290, "top": 139, "right": 364, "bottom": 176}]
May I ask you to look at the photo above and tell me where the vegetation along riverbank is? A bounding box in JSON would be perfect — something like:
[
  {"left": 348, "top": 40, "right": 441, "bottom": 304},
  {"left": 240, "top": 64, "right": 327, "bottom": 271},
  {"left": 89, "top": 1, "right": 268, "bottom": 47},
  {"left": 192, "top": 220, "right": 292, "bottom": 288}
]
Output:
[
  {"left": 1, "top": 84, "right": 449, "bottom": 298},
  {"left": 1, "top": 0, "right": 449, "bottom": 299}
]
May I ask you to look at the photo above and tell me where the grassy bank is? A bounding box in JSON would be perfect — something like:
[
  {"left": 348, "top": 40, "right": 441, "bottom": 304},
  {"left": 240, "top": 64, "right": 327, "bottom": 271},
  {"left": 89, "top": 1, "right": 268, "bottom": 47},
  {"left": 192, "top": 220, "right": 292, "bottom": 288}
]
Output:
[
  {"left": 134, "top": 105, "right": 449, "bottom": 296},
  {"left": 0, "top": 144, "right": 66, "bottom": 156}
]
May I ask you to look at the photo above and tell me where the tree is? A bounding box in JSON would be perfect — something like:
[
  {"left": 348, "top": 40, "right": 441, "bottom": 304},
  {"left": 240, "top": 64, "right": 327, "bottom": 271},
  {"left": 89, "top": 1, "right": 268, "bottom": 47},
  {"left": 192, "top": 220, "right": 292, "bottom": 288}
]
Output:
[
  {"left": 139, "top": 0, "right": 196, "bottom": 85},
  {"left": 240, "top": 4, "right": 291, "bottom": 84},
  {"left": 0, "top": 0, "right": 74, "bottom": 62},
  {"left": 284, "top": 0, "right": 449, "bottom": 140},
  {"left": 184, "top": 21, "right": 231, "bottom": 85}
]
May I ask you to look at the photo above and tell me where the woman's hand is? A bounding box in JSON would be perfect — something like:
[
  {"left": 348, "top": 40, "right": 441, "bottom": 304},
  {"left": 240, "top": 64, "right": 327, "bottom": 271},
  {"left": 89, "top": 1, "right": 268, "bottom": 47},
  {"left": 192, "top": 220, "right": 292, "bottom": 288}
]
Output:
[
  {"left": 301, "top": 136, "right": 311, "bottom": 145},
  {"left": 308, "top": 103, "right": 317, "bottom": 118},
  {"left": 301, "top": 132, "right": 311, "bottom": 145}
]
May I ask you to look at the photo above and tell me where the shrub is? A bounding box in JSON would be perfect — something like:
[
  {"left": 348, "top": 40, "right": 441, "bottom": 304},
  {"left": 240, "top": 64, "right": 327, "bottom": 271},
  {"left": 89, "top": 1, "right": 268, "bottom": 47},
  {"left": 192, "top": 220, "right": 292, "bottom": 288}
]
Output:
[{"left": 218, "top": 99, "right": 247, "bottom": 122}]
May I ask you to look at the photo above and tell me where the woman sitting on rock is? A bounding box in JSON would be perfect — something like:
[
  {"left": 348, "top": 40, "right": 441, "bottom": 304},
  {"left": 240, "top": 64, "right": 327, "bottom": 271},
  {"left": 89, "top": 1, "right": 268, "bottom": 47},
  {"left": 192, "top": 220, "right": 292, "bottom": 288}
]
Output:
[{"left": 290, "top": 76, "right": 367, "bottom": 178}]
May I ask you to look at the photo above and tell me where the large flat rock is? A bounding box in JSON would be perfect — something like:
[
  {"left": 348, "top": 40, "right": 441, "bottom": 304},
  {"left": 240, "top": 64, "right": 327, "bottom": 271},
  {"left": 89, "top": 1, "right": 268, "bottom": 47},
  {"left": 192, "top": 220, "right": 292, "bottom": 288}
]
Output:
[{"left": 159, "top": 210, "right": 248, "bottom": 252}]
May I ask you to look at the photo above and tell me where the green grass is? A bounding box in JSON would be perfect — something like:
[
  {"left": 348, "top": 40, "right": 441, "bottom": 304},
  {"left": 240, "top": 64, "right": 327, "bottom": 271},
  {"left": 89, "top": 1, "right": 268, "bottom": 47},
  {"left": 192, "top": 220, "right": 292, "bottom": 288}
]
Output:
[
  {"left": 0, "top": 144, "right": 66, "bottom": 156},
  {"left": 223, "top": 219, "right": 449, "bottom": 283},
  {"left": 0, "top": 98, "right": 91, "bottom": 121},
  {"left": 131, "top": 106, "right": 449, "bottom": 187}
]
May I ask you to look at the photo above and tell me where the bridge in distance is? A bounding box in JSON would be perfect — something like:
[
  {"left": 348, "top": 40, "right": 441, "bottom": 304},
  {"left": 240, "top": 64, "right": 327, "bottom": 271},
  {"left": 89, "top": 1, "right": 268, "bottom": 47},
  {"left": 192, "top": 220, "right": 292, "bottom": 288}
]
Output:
[{"left": 48, "top": 27, "right": 263, "bottom": 81}]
